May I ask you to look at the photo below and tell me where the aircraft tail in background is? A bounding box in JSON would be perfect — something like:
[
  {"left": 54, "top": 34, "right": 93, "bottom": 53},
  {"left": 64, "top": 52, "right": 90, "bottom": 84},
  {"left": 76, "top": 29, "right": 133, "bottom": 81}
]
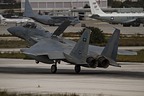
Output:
[
  {"left": 89, "top": 0, "right": 105, "bottom": 15},
  {"left": 0, "top": 15, "right": 6, "bottom": 25},
  {"left": 0, "top": 14, "right": 5, "bottom": 20},
  {"left": 23, "top": 0, "right": 35, "bottom": 18}
]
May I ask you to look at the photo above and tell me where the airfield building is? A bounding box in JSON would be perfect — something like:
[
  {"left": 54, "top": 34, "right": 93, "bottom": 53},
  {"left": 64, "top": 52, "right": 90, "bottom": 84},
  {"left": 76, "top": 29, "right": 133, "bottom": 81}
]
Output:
[{"left": 21, "top": 0, "right": 107, "bottom": 12}]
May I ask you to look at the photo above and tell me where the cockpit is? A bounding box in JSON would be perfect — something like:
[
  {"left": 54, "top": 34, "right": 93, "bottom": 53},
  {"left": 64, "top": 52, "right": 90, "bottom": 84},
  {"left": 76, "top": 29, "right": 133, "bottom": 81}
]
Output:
[
  {"left": 22, "top": 22, "right": 46, "bottom": 31},
  {"left": 23, "top": 22, "right": 36, "bottom": 28}
]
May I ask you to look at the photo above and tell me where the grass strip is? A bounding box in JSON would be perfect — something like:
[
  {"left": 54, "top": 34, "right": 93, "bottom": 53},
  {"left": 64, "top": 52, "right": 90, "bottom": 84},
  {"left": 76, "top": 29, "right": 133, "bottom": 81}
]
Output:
[
  {"left": 0, "top": 50, "right": 144, "bottom": 62},
  {"left": 0, "top": 52, "right": 26, "bottom": 59},
  {"left": 0, "top": 40, "right": 28, "bottom": 48},
  {"left": 0, "top": 89, "right": 79, "bottom": 96},
  {"left": 1, "top": 36, "right": 144, "bottom": 48}
]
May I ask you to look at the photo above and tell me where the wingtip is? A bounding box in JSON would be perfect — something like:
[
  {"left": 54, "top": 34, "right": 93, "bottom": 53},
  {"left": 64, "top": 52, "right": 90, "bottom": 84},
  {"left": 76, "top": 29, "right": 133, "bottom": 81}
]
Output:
[
  {"left": 83, "top": 28, "right": 92, "bottom": 34},
  {"left": 112, "top": 27, "right": 120, "bottom": 32}
]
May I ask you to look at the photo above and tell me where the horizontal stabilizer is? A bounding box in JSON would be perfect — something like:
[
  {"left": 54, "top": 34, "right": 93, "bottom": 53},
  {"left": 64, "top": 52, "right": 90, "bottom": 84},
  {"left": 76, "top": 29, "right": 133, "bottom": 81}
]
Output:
[
  {"left": 118, "top": 50, "right": 137, "bottom": 55},
  {"left": 105, "top": 57, "right": 121, "bottom": 67}
]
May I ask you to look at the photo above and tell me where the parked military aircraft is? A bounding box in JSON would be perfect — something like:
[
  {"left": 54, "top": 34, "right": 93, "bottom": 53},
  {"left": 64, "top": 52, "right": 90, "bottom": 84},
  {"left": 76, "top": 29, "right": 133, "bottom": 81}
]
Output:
[
  {"left": 8, "top": 20, "right": 71, "bottom": 46},
  {"left": 89, "top": 0, "right": 144, "bottom": 27},
  {"left": 7, "top": 22, "right": 137, "bottom": 73},
  {"left": 23, "top": 0, "right": 80, "bottom": 26},
  {"left": 0, "top": 14, "right": 34, "bottom": 26}
]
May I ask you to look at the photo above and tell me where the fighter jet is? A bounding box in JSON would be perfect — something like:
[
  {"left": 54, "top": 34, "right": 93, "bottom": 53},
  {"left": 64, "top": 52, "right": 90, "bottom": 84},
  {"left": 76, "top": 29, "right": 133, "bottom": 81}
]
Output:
[
  {"left": 7, "top": 22, "right": 137, "bottom": 73},
  {"left": 7, "top": 20, "right": 72, "bottom": 46},
  {"left": 89, "top": 0, "right": 144, "bottom": 27},
  {"left": 23, "top": 0, "right": 80, "bottom": 26}
]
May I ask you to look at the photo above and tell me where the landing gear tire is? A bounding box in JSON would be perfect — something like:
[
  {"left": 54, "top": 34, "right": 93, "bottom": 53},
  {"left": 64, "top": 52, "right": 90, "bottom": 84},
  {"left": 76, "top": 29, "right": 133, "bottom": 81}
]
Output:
[
  {"left": 51, "top": 65, "right": 57, "bottom": 73},
  {"left": 123, "top": 24, "right": 131, "bottom": 27},
  {"left": 35, "top": 61, "right": 39, "bottom": 64},
  {"left": 132, "top": 23, "right": 140, "bottom": 27},
  {"left": 75, "top": 65, "right": 81, "bottom": 73}
]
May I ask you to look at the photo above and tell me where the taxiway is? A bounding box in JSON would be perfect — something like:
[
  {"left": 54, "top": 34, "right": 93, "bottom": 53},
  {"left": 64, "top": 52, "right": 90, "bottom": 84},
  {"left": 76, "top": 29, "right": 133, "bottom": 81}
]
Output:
[{"left": 0, "top": 20, "right": 144, "bottom": 35}]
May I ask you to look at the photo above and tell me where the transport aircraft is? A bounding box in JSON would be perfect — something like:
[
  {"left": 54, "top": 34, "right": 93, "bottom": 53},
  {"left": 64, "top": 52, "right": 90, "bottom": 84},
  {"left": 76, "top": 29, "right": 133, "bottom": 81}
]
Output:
[
  {"left": 89, "top": 0, "right": 144, "bottom": 27},
  {"left": 23, "top": 0, "right": 80, "bottom": 26}
]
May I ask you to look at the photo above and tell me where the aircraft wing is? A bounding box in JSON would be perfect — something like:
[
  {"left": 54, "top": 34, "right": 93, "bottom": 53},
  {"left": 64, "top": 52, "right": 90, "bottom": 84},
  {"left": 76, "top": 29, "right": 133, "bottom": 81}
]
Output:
[
  {"left": 21, "top": 38, "right": 68, "bottom": 59},
  {"left": 21, "top": 28, "right": 91, "bottom": 63},
  {"left": 123, "top": 18, "right": 137, "bottom": 23},
  {"left": 88, "top": 45, "right": 137, "bottom": 56}
]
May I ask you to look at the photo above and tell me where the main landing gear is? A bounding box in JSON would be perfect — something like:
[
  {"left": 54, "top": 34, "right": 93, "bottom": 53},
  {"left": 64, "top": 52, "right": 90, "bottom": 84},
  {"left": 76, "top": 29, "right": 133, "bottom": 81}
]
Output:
[
  {"left": 51, "top": 60, "right": 60, "bottom": 73},
  {"left": 35, "top": 60, "right": 39, "bottom": 64},
  {"left": 50, "top": 60, "right": 81, "bottom": 74},
  {"left": 51, "top": 65, "right": 57, "bottom": 73},
  {"left": 51, "top": 65, "right": 81, "bottom": 74},
  {"left": 75, "top": 65, "right": 81, "bottom": 73}
]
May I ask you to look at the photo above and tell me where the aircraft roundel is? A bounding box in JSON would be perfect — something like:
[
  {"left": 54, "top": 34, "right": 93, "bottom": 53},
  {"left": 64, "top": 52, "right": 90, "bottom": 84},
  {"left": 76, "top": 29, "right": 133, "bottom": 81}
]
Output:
[
  {"left": 110, "top": 17, "right": 114, "bottom": 20},
  {"left": 83, "top": 38, "right": 87, "bottom": 42}
]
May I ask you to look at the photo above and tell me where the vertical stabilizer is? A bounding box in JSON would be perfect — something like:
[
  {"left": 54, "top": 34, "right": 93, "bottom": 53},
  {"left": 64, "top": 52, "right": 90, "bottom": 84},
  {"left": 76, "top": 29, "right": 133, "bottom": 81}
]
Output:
[
  {"left": 23, "top": 0, "right": 35, "bottom": 17},
  {"left": 89, "top": 0, "right": 105, "bottom": 14},
  {"left": 64, "top": 28, "right": 91, "bottom": 64},
  {"left": 70, "top": 28, "right": 91, "bottom": 60},
  {"left": 0, "top": 15, "right": 5, "bottom": 20},
  {"left": 101, "top": 29, "right": 120, "bottom": 61}
]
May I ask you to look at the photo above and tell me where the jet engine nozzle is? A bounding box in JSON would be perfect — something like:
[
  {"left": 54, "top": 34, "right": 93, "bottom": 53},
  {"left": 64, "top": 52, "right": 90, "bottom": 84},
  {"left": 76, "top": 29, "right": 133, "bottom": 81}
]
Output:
[
  {"left": 96, "top": 56, "right": 109, "bottom": 68},
  {"left": 86, "top": 57, "right": 98, "bottom": 68}
]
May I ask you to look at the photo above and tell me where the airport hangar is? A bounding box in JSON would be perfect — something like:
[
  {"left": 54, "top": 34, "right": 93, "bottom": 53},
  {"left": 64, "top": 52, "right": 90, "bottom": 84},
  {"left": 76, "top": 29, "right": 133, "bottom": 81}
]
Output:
[
  {"left": 21, "top": 0, "right": 107, "bottom": 16},
  {"left": 20, "top": 0, "right": 143, "bottom": 17}
]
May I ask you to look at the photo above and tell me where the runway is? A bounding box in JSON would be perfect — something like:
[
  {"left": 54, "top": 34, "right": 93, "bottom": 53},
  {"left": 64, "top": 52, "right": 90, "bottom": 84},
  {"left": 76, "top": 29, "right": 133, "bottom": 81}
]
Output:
[
  {"left": 82, "top": 19, "right": 144, "bottom": 34},
  {"left": 0, "top": 58, "right": 144, "bottom": 96}
]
